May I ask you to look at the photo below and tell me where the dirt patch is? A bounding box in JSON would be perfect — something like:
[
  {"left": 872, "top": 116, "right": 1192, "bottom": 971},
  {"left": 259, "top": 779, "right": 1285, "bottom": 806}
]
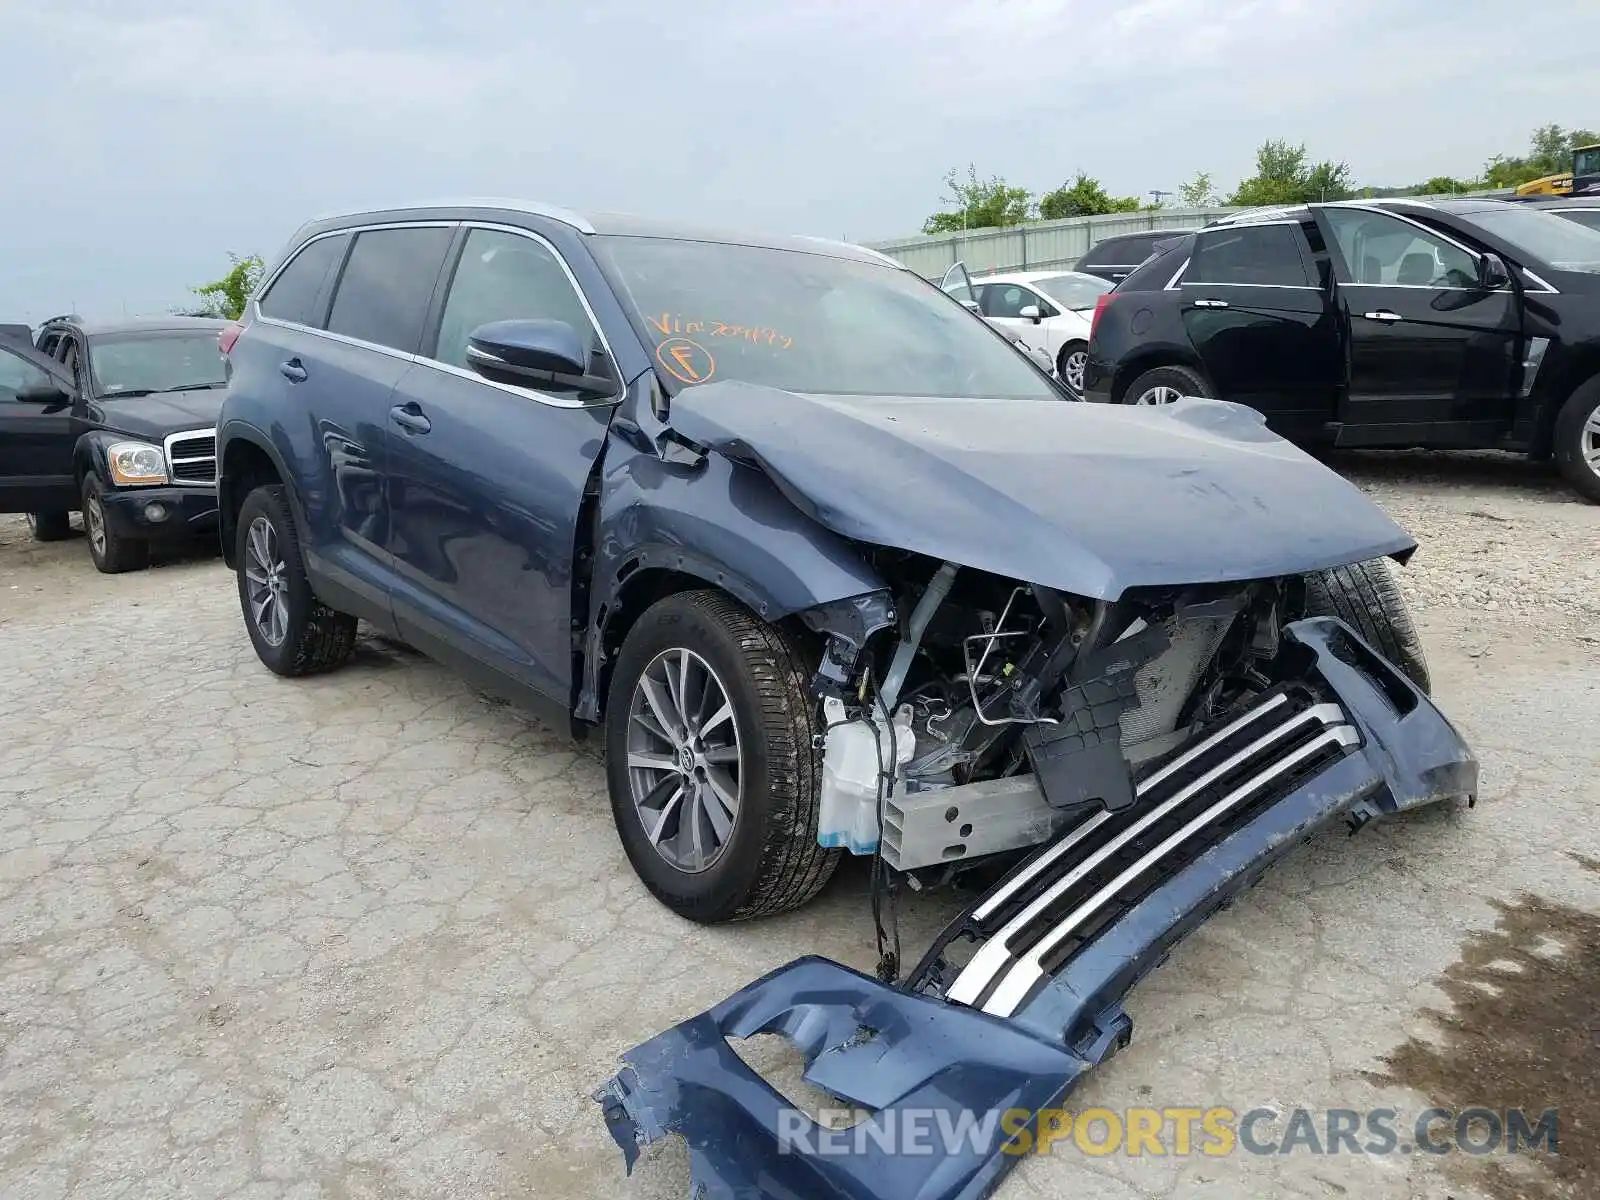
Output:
[{"left": 1370, "top": 891, "right": 1599, "bottom": 1200}]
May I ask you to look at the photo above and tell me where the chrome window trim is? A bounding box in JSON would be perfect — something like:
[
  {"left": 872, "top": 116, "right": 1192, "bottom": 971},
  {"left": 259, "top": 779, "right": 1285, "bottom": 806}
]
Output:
[
  {"left": 251, "top": 220, "right": 625, "bottom": 412},
  {"left": 1521, "top": 268, "right": 1561, "bottom": 294},
  {"left": 1178, "top": 282, "right": 1322, "bottom": 290},
  {"left": 162, "top": 427, "right": 218, "bottom": 489},
  {"left": 1164, "top": 258, "right": 1190, "bottom": 289}
]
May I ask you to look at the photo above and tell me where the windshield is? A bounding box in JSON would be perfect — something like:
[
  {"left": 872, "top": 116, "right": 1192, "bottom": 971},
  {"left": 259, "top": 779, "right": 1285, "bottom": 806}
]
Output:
[
  {"left": 1468, "top": 205, "right": 1600, "bottom": 274},
  {"left": 1575, "top": 146, "right": 1600, "bottom": 177},
  {"left": 89, "top": 332, "right": 227, "bottom": 397},
  {"left": 594, "top": 237, "right": 1060, "bottom": 400},
  {"left": 1031, "top": 272, "right": 1114, "bottom": 311}
]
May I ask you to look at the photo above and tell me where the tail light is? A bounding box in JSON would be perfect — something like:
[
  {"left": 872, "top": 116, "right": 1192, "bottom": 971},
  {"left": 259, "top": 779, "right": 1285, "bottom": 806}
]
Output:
[
  {"left": 218, "top": 323, "right": 242, "bottom": 355},
  {"left": 1089, "top": 293, "right": 1118, "bottom": 342}
]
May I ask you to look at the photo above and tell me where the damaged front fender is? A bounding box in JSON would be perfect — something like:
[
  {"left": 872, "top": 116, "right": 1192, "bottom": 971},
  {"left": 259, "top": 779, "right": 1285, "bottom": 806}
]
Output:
[{"left": 595, "top": 617, "right": 1478, "bottom": 1200}]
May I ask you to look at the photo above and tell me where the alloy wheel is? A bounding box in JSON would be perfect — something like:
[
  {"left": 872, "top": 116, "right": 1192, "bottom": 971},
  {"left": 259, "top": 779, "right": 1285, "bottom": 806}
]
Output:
[
  {"left": 1134, "top": 385, "right": 1183, "bottom": 406},
  {"left": 244, "top": 516, "right": 290, "bottom": 647},
  {"left": 1583, "top": 406, "right": 1600, "bottom": 476},
  {"left": 1062, "top": 350, "right": 1087, "bottom": 398},
  {"left": 85, "top": 496, "right": 106, "bottom": 557},
  {"left": 625, "top": 647, "right": 743, "bottom": 873}
]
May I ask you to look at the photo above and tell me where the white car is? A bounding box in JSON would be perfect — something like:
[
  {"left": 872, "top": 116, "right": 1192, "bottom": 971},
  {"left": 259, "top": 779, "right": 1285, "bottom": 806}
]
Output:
[{"left": 940, "top": 266, "right": 1113, "bottom": 399}]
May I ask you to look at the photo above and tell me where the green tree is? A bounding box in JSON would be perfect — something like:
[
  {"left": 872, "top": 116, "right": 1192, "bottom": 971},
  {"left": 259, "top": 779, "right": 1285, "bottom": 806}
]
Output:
[
  {"left": 192, "top": 253, "right": 265, "bottom": 320},
  {"left": 1418, "top": 175, "right": 1470, "bottom": 195},
  {"left": 1177, "top": 170, "right": 1218, "bottom": 206},
  {"left": 1038, "top": 171, "right": 1142, "bottom": 220},
  {"left": 1228, "top": 140, "right": 1354, "bottom": 206},
  {"left": 922, "top": 165, "right": 1033, "bottom": 234}
]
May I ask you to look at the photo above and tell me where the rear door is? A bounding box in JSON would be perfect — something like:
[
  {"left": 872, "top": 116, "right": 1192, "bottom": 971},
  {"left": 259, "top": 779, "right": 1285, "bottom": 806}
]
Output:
[
  {"left": 0, "top": 340, "right": 77, "bottom": 513},
  {"left": 244, "top": 224, "right": 454, "bottom": 611},
  {"left": 1178, "top": 220, "right": 1340, "bottom": 437},
  {"left": 1316, "top": 206, "right": 1519, "bottom": 443},
  {"left": 382, "top": 223, "right": 623, "bottom": 704}
]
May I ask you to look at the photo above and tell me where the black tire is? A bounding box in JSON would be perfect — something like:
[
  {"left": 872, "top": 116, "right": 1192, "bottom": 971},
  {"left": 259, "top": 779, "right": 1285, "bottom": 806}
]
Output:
[
  {"left": 1122, "top": 363, "right": 1211, "bottom": 406},
  {"left": 82, "top": 475, "right": 148, "bottom": 574},
  {"left": 605, "top": 590, "right": 840, "bottom": 923},
  {"left": 1551, "top": 375, "right": 1600, "bottom": 503},
  {"left": 1303, "top": 557, "right": 1431, "bottom": 695},
  {"left": 1056, "top": 340, "right": 1089, "bottom": 400},
  {"left": 25, "top": 511, "right": 71, "bottom": 542},
  {"left": 234, "top": 484, "right": 357, "bottom": 676}
]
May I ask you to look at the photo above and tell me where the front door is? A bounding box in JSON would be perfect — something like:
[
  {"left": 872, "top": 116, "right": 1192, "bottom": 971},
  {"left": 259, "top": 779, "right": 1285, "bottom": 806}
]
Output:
[
  {"left": 383, "top": 224, "right": 621, "bottom": 704},
  {"left": 0, "top": 341, "right": 77, "bottom": 514},
  {"left": 980, "top": 282, "right": 1057, "bottom": 354},
  {"left": 1318, "top": 206, "right": 1520, "bottom": 444},
  {"left": 1178, "top": 220, "right": 1341, "bottom": 438}
]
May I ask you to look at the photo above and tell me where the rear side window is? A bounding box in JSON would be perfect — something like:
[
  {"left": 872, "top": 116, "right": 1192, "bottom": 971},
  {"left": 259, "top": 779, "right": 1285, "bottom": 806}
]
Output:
[
  {"left": 259, "top": 234, "right": 348, "bottom": 326},
  {"left": 1187, "top": 224, "right": 1312, "bottom": 286},
  {"left": 326, "top": 227, "right": 454, "bottom": 354},
  {"left": 1081, "top": 234, "right": 1164, "bottom": 268}
]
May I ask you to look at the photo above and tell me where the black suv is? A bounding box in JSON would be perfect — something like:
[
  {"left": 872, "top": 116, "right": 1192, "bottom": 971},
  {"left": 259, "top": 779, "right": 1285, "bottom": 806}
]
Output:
[
  {"left": 0, "top": 316, "right": 229, "bottom": 570},
  {"left": 1082, "top": 198, "right": 1600, "bottom": 501}
]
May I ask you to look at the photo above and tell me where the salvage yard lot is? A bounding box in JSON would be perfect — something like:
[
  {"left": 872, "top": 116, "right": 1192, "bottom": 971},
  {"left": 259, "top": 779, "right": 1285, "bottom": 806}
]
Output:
[{"left": 1, "top": 452, "right": 1596, "bottom": 1200}]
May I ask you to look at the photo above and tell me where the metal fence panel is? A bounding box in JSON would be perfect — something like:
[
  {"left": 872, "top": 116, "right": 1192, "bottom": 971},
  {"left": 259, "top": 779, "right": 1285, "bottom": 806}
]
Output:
[{"left": 867, "top": 190, "right": 1518, "bottom": 278}]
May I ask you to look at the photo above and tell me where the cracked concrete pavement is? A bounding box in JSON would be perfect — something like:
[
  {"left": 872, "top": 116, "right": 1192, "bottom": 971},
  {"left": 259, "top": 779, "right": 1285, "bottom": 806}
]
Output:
[{"left": 1, "top": 453, "right": 1596, "bottom": 1200}]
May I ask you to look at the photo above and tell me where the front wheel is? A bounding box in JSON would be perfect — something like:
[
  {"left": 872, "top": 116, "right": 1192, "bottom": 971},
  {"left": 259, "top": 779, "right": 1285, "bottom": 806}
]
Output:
[
  {"left": 234, "top": 484, "right": 357, "bottom": 676},
  {"left": 1551, "top": 376, "right": 1600, "bottom": 503},
  {"left": 1057, "top": 341, "right": 1088, "bottom": 400},
  {"left": 1302, "top": 557, "right": 1430, "bottom": 695},
  {"left": 604, "top": 590, "right": 840, "bottom": 923},
  {"left": 25, "top": 511, "right": 72, "bottom": 542},
  {"left": 1123, "top": 364, "right": 1210, "bottom": 407},
  {"left": 82, "top": 476, "right": 148, "bottom": 574}
]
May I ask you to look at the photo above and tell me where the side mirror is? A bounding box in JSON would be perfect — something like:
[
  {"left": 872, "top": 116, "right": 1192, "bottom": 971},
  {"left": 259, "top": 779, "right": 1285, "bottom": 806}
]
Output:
[
  {"left": 464, "top": 319, "right": 613, "bottom": 395},
  {"left": 1478, "top": 252, "right": 1511, "bottom": 290},
  {"left": 958, "top": 299, "right": 981, "bottom": 314},
  {"left": 1018, "top": 304, "right": 1043, "bottom": 324},
  {"left": 16, "top": 380, "right": 68, "bottom": 405}
]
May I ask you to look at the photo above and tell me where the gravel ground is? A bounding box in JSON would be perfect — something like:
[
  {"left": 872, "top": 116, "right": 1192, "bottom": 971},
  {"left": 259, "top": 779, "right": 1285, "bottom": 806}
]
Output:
[{"left": 0, "top": 451, "right": 1595, "bottom": 1200}]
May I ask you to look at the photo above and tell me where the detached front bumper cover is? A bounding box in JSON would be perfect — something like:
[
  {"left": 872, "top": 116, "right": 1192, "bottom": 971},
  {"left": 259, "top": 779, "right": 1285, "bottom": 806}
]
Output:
[{"left": 595, "top": 618, "right": 1477, "bottom": 1200}]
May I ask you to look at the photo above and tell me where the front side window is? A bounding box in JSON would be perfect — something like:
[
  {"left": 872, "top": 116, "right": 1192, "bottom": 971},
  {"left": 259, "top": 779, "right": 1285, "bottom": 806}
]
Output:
[
  {"left": 1187, "top": 224, "right": 1313, "bottom": 286},
  {"left": 259, "top": 233, "right": 349, "bottom": 326},
  {"left": 1322, "top": 209, "right": 1481, "bottom": 286},
  {"left": 88, "top": 333, "right": 228, "bottom": 397},
  {"left": 984, "top": 284, "right": 1055, "bottom": 319},
  {"left": 434, "top": 229, "right": 606, "bottom": 376},
  {"left": 0, "top": 346, "right": 55, "bottom": 403},
  {"left": 326, "top": 227, "right": 454, "bottom": 353},
  {"left": 595, "top": 236, "right": 1060, "bottom": 400}
]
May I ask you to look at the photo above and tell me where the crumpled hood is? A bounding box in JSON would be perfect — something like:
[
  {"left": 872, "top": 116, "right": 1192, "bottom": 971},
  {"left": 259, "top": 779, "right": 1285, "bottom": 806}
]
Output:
[{"left": 666, "top": 384, "right": 1415, "bottom": 599}]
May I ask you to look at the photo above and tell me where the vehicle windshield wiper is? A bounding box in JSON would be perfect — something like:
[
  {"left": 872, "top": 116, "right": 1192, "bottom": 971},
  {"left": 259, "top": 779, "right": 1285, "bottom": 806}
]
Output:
[
  {"left": 98, "top": 388, "right": 158, "bottom": 398},
  {"left": 161, "top": 382, "right": 227, "bottom": 392}
]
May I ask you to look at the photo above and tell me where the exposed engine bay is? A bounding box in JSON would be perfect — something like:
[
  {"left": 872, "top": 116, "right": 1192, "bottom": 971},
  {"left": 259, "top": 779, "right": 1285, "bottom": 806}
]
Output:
[{"left": 805, "top": 552, "right": 1319, "bottom": 879}]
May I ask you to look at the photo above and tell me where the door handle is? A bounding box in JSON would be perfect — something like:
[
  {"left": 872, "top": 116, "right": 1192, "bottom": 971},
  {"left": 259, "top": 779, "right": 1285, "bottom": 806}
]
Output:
[
  {"left": 279, "top": 359, "right": 307, "bottom": 383},
  {"left": 1361, "top": 310, "right": 1403, "bottom": 323},
  {"left": 389, "top": 403, "right": 431, "bottom": 435},
  {"left": 1192, "top": 298, "right": 1229, "bottom": 309}
]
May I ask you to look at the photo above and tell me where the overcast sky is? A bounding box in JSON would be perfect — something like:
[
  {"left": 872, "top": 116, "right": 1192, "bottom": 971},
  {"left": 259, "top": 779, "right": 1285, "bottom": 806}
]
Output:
[{"left": 2, "top": 0, "right": 1592, "bottom": 321}]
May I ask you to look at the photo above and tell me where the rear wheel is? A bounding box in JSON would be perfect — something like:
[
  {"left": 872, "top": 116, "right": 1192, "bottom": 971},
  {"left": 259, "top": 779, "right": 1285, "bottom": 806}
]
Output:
[
  {"left": 82, "top": 475, "right": 148, "bottom": 574},
  {"left": 1551, "top": 375, "right": 1600, "bottom": 503},
  {"left": 605, "top": 590, "right": 840, "bottom": 923},
  {"left": 1303, "top": 557, "right": 1430, "bottom": 694},
  {"left": 25, "top": 511, "right": 71, "bottom": 542},
  {"left": 1123, "top": 363, "right": 1210, "bottom": 406},
  {"left": 235, "top": 484, "right": 357, "bottom": 676}
]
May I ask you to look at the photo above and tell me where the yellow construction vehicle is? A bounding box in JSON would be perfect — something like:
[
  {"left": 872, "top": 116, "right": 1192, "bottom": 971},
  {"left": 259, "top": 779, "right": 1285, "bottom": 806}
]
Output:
[{"left": 1515, "top": 142, "right": 1600, "bottom": 197}]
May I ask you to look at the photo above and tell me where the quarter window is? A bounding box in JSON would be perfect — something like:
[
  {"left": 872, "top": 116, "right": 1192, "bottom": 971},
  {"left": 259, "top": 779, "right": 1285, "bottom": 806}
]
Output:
[
  {"left": 433, "top": 229, "right": 606, "bottom": 378},
  {"left": 1321, "top": 209, "right": 1480, "bottom": 288},
  {"left": 259, "top": 234, "right": 349, "bottom": 326},
  {"left": 326, "top": 227, "right": 454, "bottom": 354},
  {"left": 1187, "top": 224, "right": 1313, "bottom": 286}
]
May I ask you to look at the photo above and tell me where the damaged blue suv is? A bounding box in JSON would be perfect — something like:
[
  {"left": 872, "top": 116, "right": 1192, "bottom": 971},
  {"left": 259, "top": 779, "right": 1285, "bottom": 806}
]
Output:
[{"left": 217, "top": 200, "right": 1476, "bottom": 1200}]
